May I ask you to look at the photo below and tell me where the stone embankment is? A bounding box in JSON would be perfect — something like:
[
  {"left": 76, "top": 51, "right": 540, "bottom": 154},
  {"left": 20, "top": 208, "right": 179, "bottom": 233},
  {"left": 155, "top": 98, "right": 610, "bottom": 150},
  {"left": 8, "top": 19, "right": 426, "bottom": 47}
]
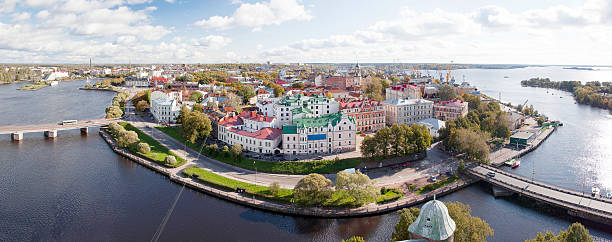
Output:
[{"left": 99, "top": 129, "right": 474, "bottom": 218}]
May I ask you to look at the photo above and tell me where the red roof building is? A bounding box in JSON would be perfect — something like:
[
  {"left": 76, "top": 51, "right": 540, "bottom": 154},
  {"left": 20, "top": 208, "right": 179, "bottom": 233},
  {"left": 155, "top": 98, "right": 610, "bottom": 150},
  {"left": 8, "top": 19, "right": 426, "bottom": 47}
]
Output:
[{"left": 340, "top": 99, "right": 386, "bottom": 132}]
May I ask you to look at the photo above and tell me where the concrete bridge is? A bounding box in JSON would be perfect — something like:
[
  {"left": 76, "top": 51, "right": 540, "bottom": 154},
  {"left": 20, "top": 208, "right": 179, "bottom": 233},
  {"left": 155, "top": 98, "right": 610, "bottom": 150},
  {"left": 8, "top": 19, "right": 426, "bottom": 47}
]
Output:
[
  {"left": 467, "top": 164, "right": 612, "bottom": 225},
  {"left": 0, "top": 118, "right": 119, "bottom": 141}
]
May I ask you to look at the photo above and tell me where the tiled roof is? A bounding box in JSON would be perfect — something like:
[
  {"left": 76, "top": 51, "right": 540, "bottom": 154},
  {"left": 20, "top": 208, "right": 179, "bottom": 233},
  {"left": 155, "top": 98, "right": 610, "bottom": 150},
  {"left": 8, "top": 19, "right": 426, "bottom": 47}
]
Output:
[
  {"left": 435, "top": 99, "right": 467, "bottom": 107},
  {"left": 239, "top": 111, "right": 275, "bottom": 123},
  {"left": 229, "top": 127, "right": 282, "bottom": 140},
  {"left": 218, "top": 115, "right": 243, "bottom": 127},
  {"left": 340, "top": 99, "right": 381, "bottom": 109}
]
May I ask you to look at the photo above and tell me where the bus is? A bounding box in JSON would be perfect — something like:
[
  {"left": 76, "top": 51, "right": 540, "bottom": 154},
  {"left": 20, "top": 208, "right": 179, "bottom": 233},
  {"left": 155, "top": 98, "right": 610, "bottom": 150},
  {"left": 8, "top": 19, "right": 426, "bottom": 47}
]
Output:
[{"left": 62, "top": 120, "right": 78, "bottom": 125}]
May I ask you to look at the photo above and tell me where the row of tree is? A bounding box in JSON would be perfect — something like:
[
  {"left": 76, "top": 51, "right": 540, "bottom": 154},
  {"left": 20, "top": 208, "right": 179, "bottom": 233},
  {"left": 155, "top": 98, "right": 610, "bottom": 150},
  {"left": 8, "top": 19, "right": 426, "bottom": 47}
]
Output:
[
  {"left": 105, "top": 91, "right": 128, "bottom": 118},
  {"left": 361, "top": 124, "right": 433, "bottom": 159},
  {"left": 293, "top": 171, "right": 378, "bottom": 207},
  {"left": 439, "top": 97, "right": 511, "bottom": 162},
  {"left": 521, "top": 77, "right": 612, "bottom": 110}
]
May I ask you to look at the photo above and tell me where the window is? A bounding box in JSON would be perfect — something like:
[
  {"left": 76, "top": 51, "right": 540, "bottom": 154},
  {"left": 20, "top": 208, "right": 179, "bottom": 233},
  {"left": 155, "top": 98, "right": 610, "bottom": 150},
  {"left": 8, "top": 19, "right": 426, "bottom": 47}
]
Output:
[{"left": 338, "top": 134, "right": 342, "bottom": 139}]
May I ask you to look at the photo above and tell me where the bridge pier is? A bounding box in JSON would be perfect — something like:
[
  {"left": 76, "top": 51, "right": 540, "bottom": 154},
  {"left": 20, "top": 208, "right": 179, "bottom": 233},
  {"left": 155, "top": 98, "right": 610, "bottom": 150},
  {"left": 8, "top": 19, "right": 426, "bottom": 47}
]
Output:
[
  {"left": 11, "top": 132, "right": 23, "bottom": 141},
  {"left": 491, "top": 185, "right": 515, "bottom": 197},
  {"left": 80, "top": 127, "right": 88, "bottom": 135},
  {"left": 44, "top": 130, "right": 57, "bottom": 139}
]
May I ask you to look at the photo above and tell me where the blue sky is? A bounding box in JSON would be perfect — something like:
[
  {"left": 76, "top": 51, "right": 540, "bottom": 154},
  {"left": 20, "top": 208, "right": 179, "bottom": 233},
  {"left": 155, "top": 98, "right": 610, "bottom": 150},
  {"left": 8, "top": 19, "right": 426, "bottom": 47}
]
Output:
[{"left": 1, "top": 0, "right": 611, "bottom": 64}]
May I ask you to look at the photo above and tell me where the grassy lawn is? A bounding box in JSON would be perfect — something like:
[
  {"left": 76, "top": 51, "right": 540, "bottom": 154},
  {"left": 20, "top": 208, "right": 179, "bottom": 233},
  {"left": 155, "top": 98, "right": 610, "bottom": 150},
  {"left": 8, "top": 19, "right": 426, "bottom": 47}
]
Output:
[
  {"left": 183, "top": 166, "right": 293, "bottom": 203},
  {"left": 156, "top": 126, "right": 363, "bottom": 174},
  {"left": 120, "top": 122, "right": 185, "bottom": 168},
  {"left": 416, "top": 175, "right": 459, "bottom": 194},
  {"left": 376, "top": 188, "right": 403, "bottom": 204}
]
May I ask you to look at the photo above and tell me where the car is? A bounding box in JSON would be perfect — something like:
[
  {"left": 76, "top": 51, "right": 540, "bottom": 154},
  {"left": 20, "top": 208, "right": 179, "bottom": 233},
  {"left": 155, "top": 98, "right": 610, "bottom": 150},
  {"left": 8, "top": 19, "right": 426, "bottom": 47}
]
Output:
[
  {"left": 292, "top": 158, "right": 299, "bottom": 161},
  {"left": 429, "top": 176, "right": 437, "bottom": 182},
  {"left": 487, "top": 171, "right": 496, "bottom": 178},
  {"left": 314, "top": 156, "right": 323, "bottom": 160}
]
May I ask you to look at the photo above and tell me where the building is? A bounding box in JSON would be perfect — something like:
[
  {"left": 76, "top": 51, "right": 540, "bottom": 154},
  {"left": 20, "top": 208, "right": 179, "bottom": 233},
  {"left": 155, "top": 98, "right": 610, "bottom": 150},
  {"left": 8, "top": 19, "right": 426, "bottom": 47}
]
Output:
[
  {"left": 510, "top": 131, "right": 535, "bottom": 146},
  {"left": 434, "top": 100, "right": 468, "bottom": 121},
  {"left": 417, "top": 118, "right": 446, "bottom": 138},
  {"left": 217, "top": 112, "right": 282, "bottom": 154},
  {"left": 408, "top": 197, "right": 456, "bottom": 242},
  {"left": 324, "top": 76, "right": 352, "bottom": 90},
  {"left": 340, "top": 100, "right": 385, "bottom": 132},
  {"left": 124, "top": 77, "right": 149, "bottom": 87},
  {"left": 256, "top": 94, "right": 339, "bottom": 127},
  {"left": 386, "top": 84, "right": 421, "bottom": 100},
  {"left": 150, "top": 96, "right": 180, "bottom": 123},
  {"left": 328, "top": 89, "right": 349, "bottom": 99},
  {"left": 383, "top": 99, "right": 434, "bottom": 126},
  {"left": 281, "top": 113, "right": 356, "bottom": 155}
]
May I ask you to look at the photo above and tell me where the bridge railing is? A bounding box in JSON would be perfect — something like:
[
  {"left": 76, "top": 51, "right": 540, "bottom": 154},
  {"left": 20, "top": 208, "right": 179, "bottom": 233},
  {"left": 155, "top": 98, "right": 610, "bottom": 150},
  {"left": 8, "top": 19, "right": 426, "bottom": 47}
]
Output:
[
  {"left": 473, "top": 168, "right": 612, "bottom": 217},
  {"left": 476, "top": 164, "right": 612, "bottom": 204}
]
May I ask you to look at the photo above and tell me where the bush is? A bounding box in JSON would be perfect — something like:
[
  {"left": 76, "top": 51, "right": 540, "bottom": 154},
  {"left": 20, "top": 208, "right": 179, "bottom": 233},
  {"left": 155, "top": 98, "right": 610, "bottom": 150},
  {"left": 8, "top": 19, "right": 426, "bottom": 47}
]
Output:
[
  {"left": 458, "top": 160, "right": 466, "bottom": 174},
  {"left": 416, "top": 175, "right": 459, "bottom": 194},
  {"left": 137, "top": 142, "right": 151, "bottom": 154},
  {"left": 269, "top": 182, "right": 280, "bottom": 196},
  {"left": 231, "top": 144, "right": 243, "bottom": 160},
  {"left": 205, "top": 144, "right": 218, "bottom": 155},
  {"left": 408, "top": 184, "right": 417, "bottom": 192},
  {"left": 165, "top": 156, "right": 177, "bottom": 165},
  {"left": 117, "top": 130, "right": 140, "bottom": 148},
  {"left": 342, "top": 236, "right": 365, "bottom": 242},
  {"left": 221, "top": 145, "right": 230, "bottom": 157}
]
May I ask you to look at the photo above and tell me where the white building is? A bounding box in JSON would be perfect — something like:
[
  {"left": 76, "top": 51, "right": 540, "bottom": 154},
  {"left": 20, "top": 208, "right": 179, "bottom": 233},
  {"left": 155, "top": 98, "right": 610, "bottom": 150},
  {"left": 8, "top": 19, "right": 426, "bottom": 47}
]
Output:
[
  {"left": 256, "top": 94, "right": 339, "bottom": 127},
  {"left": 383, "top": 99, "right": 434, "bottom": 126},
  {"left": 150, "top": 91, "right": 182, "bottom": 123},
  {"left": 417, "top": 118, "right": 446, "bottom": 138},
  {"left": 281, "top": 113, "right": 356, "bottom": 156},
  {"left": 386, "top": 84, "right": 422, "bottom": 100},
  {"left": 217, "top": 112, "right": 282, "bottom": 154}
]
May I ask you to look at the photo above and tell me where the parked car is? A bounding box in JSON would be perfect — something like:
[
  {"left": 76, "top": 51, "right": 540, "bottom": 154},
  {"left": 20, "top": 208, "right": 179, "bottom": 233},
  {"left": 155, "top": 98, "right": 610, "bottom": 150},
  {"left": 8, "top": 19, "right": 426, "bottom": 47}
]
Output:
[
  {"left": 429, "top": 175, "right": 437, "bottom": 182},
  {"left": 487, "top": 171, "right": 496, "bottom": 178},
  {"left": 314, "top": 156, "right": 323, "bottom": 160}
]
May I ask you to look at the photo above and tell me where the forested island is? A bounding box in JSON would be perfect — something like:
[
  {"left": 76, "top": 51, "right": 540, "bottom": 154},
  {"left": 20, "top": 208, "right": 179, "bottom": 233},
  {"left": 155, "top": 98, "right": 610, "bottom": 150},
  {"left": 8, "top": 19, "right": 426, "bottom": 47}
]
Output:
[{"left": 521, "top": 78, "right": 612, "bottom": 110}]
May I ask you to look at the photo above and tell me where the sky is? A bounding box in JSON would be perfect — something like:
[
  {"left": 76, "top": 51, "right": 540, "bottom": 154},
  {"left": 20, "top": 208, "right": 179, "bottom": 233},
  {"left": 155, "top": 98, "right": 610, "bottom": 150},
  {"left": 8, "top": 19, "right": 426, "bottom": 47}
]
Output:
[{"left": 1, "top": 0, "right": 612, "bottom": 65}]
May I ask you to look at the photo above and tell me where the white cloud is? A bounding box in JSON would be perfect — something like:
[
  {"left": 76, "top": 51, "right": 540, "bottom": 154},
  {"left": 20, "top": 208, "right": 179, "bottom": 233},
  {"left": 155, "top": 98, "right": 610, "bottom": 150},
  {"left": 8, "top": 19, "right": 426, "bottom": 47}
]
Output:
[
  {"left": 193, "top": 35, "right": 232, "bottom": 49},
  {"left": 0, "top": 0, "right": 19, "bottom": 12},
  {"left": 12, "top": 12, "right": 32, "bottom": 23},
  {"left": 195, "top": 0, "right": 311, "bottom": 30}
]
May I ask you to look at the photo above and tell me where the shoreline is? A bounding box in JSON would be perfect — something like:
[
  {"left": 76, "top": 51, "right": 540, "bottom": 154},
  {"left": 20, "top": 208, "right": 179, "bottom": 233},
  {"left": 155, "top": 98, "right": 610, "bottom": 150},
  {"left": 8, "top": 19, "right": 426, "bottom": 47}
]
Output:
[{"left": 99, "top": 128, "right": 476, "bottom": 218}]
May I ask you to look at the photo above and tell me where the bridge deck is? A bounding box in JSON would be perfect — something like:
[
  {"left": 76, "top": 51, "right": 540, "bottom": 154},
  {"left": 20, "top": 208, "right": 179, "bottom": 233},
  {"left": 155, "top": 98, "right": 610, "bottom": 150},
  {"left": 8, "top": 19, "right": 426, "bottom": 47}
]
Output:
[
  {"left": 0, "top": 118, "right": 119, "bottom": 134},
  {"left": 468, "top": 165, "right": 612, "bottom": 223}
]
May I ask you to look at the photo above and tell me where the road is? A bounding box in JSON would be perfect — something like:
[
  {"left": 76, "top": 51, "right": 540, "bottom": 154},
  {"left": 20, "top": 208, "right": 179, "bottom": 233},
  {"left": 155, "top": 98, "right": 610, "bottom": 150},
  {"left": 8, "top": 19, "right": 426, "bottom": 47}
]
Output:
[{"left": 122, "top": 100, "right": 454, "bottom": 189}]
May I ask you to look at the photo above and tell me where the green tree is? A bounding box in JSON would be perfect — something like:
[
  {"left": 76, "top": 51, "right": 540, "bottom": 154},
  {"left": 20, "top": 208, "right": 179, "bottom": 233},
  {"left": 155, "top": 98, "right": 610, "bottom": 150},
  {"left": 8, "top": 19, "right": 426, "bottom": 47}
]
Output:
[
  {"left": 137, "top": 142, "right": 151, "bottom": 154},
  {"left": 221, "top": 145, "right": 230, "bottom": 156},
  {"left": 176, "top": 105, "right": 191, "bottom": 124},
  {"left": 452, "top": 128, "right": 489, "bottom": 163},
  {"left": 136, "top": 100, "right": 148, "bottom": 112},
  {"left": 458, "top": 160, "right": 466, "bottom": 174},
  {"left": 391, "top": 207, "right": 421, "bottom": 241},
  {"left": 117, "top": 130, "right": 140, "bottom": 148},
  {"left": 462, "top": 93, "right": 481, "bottom": 110},
  {"left": 225, "top": 92, "right": 242, "bottom": 113},
  {"left": 273, "top": 86, "right": 284, "bottom": 97},
  {"left": 165, "top": 155, "right": 177, "bottom": 165},
  {"left": 342, "top": 236, "right": 365, "bottom": 242},
  {"left": 527, "top": 222, "right": 593, "bottom": 242},
  {"left": 231, "top": 144, "right": 243, "bottom": 160},
  {"left": 293, "top": 174, "right": 333, "bottom": 206},
  {"left": 192, "top": 103, "right": 204, "bottom": 113},
  {"left": 182, "top": 111, "right": 212, "bottom": 144},
  {"left": 537, "top": 116, "right": 546, "bottom": 126},
  {"left": 439, "top": 85, "right": 457, "bottom": 101},
  {"left": 494, "top": 125, "right": 511, "bottom": 139},
  {"left": 238, "top": 85, "right": 256, "bottom": 103},
  {"left": 292, "top": 82, "right": 305, "bottom": 88},
  {"left": 446, "top": 201, "right": 494, "bottom": 242},
  {"left": 189, "top": 91, "right": 204, "bottom": 102},
  {"left": 334, "top": 170, "right": 378, "bottom": 206}
]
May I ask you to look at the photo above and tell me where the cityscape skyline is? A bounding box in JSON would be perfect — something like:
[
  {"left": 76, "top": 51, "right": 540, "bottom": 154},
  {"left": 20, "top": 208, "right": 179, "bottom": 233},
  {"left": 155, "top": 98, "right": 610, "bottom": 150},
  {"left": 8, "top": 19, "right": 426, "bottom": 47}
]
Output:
[{"left": 1, "top": 0, "right": 612, "bottom": 65}]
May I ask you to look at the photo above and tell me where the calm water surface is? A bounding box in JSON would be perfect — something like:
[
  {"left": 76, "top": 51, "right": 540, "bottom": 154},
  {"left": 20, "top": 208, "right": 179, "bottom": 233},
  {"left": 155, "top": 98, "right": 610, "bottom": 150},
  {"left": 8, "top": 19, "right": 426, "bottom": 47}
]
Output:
[{"left": 0, "top": 74, "right": 610, "bottom": 241}]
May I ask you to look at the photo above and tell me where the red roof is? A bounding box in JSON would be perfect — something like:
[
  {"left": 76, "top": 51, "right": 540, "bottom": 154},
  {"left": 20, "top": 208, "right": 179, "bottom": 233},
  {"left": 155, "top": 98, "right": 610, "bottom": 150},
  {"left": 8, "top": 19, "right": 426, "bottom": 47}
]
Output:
[
  {"left": 275, "top": 80, "right": 288, "bottom": 85},
  {"left": 328, "top": 89, "right": 347, "bottom": 93},
  {"left": 218, "top": 115, "right": 243, "bottom": 127},
  {"left": 240, "top": 111, "right": 275, "bottom": 123},
  {"left": 229, "top": 127, "right": 282, "bottom": 140},
  {"left": 390, "top": 83, "right": 418, "bottom": 91},
  {"left": 435, "top": 99, "right": 467, "bottom": 107},
  {"left": 152, "top": 77, "right": 168, "bottom": 83},
  {"left": 256, "top": 89, "right": 270, "bottom": 95},
  {"left": 340, "top": 99, "right": 381, "bottom": 109}
]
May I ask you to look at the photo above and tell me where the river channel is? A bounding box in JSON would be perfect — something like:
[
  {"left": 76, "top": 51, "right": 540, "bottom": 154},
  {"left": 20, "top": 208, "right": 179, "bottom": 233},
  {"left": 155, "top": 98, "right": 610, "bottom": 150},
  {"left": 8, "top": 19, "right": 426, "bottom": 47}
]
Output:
[{"left": 0, "top": 69, "right": 610, "bottom": 241}]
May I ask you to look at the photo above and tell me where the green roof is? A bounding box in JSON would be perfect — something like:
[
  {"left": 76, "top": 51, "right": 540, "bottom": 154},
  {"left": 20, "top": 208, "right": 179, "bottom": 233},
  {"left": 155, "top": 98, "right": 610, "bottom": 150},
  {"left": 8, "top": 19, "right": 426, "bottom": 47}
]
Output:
[
  {"left": 282, "top": 125, "right": 297, "bottom": 134},
  {"left": 289, "top": 113, "right": 353, "bottom": 129},
  {"left": 291, "top": 106, "right": 312, "bottom": 115}
]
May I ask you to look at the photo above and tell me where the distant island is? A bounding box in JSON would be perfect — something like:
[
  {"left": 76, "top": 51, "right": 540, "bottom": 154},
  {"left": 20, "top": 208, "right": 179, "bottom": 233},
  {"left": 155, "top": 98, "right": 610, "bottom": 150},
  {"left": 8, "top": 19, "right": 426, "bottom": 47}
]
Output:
[
  {"left": 521, "top": 78, "right": 612, "bottom": 110},
  {"left": 563, "top": 66, "right": 595, "bottom": 71}
]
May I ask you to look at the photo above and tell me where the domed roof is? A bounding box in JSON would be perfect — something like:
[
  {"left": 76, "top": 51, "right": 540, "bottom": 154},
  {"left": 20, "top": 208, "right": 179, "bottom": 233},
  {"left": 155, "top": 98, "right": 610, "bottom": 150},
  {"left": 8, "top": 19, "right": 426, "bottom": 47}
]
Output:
[{"left": 408, "top": 198, "right": 456, "bottom": 240}]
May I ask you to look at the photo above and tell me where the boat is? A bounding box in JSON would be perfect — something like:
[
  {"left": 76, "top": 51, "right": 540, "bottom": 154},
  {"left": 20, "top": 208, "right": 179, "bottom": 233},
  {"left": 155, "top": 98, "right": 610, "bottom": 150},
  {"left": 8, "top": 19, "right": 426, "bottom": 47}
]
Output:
[
  {"left": 50, "top": 81, "right": 59, "bottom": 86},
  {"left": 511, "top": 159, "right": 521, "bottom": 168},
  {"left": 560, "top": 96, "right": 563, "bottom": 98},
  {"left": 504, "top": 159, "right": 515, "bottom": 166},
  {"left": 606, "top": 192, "right": 612, "bottom": 199},
  {"left": 503, "top": 76, "right": 509, "bottom": 78},
  {"left": 592, "top": 186, "right": 600, "bottom": 197}
]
